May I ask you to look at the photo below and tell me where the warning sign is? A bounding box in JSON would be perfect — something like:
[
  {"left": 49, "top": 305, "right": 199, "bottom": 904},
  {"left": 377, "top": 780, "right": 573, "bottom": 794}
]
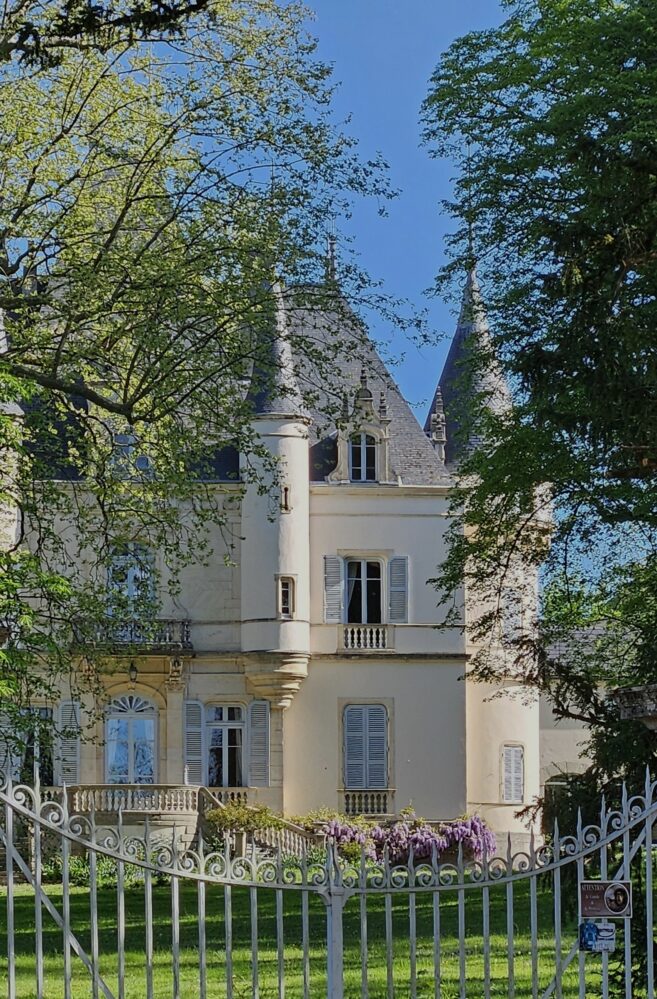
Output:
[
  {"left": 579, "top": 921, "right": 617, "bottom": 953},
  {"left": 579, "top": 881, "right": 632, "bottom": 918}
]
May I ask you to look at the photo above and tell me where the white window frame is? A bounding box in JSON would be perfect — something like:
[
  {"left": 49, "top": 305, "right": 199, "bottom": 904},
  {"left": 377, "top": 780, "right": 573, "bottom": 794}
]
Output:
[
  {"left": 277, "top": 575, "right": 296, "bottom": 620},
  {"left": 345, "top": 557, "right": 384, "bottom": 625},
  {"left": 105, "top": 695, "right": 158, "bottom": 785},
  {"left": 107, "top": 543, "right": 155, "bottom": 611},
  {"left": 349, "top": 432, "right": 377, "bottom": 482},
  {"left": 501, "top": 743, "right": 525, "bottom": 804},
  {"left": 204, "top": 703, "right": 246, "bottom": 788}
]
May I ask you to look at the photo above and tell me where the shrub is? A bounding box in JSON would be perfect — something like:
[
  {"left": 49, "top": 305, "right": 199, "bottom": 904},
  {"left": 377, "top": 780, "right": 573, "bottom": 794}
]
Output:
[
  {"left": 204, "top": 803, "right": 284, "bottom": 839},
  {"left": 42, "top": 853, "right": 144, "bottom": 887}
]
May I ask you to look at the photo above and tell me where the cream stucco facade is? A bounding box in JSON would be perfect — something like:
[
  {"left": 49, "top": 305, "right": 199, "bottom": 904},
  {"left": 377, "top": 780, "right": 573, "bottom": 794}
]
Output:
[{"left": 6, "top": 273, "right": 588, "bottom": 848}]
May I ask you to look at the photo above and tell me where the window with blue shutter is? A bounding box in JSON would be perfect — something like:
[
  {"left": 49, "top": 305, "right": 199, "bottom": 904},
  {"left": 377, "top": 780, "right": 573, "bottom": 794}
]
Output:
[
  {"left": 324, "top": 556, "right": 343, "bottom": 622},
  {"left": 184, "top": 701, "right": 204, "bottom": 785},
  {"left": 57, "top": 701, "right": 80, "bottom": 785},
  {"left": 388, "top": 557, "right": 408, "bottom": 623},
  {"left": 343, "top": 704, "right": 388, "bottom": 789},
  {"left": 248, "top": 700, "right": 270, "bottom": 787},
  {"left": 502, "top": 744, "right": 524, "bottom": 803}
]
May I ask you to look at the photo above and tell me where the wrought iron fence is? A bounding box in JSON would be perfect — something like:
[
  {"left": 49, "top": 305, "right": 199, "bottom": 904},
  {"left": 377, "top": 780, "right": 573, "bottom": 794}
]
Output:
[{"left": 1, "top": 773, "right": 656, "bottom": 998}]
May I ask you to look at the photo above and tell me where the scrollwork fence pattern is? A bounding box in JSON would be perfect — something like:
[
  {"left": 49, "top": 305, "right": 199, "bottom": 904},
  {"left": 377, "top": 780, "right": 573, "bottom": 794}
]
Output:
[{"left": 1, "top": 773, "right": 656, "bottom": 998}]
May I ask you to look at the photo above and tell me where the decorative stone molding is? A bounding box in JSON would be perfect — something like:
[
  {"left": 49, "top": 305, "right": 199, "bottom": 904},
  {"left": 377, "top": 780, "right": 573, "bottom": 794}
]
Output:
[
  {"left": 328, "top": 370, "right": 393, "bottom": 484},
  {"left": 243, "top": 652, "right": 309, "bottom": 709},
  {"left": 165, "top": 654, "right": 188, "bottom": 692},
  {"left": 611, "top": 684, "right": 657, "bottom": 729}
]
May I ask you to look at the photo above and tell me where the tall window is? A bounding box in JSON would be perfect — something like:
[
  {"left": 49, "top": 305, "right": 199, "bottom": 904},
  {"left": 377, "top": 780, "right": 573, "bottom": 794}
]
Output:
[
  {"left": 346, "top": 559, "right": 382, "bottom": 623},
  {"left": 324, "top": 555, "right": 408, "bottom": 625},
  {"left": 108, "top": 544, "right": 153, "bottom": 609},
  {"left": 502, "top": 744, "right": 524, "bottom": 803},
  {"left": 184, "top": 701, "right": 269, "bottom": 788},
  {"left": 105, "top": 695, "right": 157, "bottom": 784},
  {"left": 343, "top": 704, "right": 388, "bottom": 789},
  {"left": 349, "top": 433, "right": 376, "bottom": 481},
  {"left": 206, "top": 705, "right": 244, "bottom": 787},
  {"left": 107, "top": 544, "right": 154, "bottom": 641},
  {"left": 21, "top": 708, "right": 54, "bottom": 785},
  {"left": 279, "top": 577, "right": 295, "bottom": 619}
]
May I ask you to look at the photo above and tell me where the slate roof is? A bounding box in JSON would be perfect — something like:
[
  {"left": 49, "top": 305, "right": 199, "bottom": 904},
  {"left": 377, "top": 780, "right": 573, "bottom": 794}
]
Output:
[
  {"left": 245, "top": 282, "right": 307, "bottom": 419},
  {"left": 281, "top": 289, "right": 448, "bottom": 486},
  {"left": 424, "top": 267, "right": 511, "bottom": 465}
]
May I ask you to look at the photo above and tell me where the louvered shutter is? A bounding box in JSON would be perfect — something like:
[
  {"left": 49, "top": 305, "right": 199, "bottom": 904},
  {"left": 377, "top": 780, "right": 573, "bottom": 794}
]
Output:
[
  {"left": 0, "top": 711, "right": 14, "bottom": 782},
  {"left": 388, "top": 557, "right": 408, "bottom": 623},
  {"left": 502, "top": 745, "right": 524, "bottom": 803},
  {"left": 366, "top": 705, "right": 388, "bottom": 789},
  {"left": 343, "top": 706, "right": 366, "bottom": 788},
  {"left": 184, "top": 701, "right": 204, "bottom": 785},
  {"left": 248, "top": 700, "right": 270, "bottom": 787},
  {"left": 324, "top": 556, "right": 343, "bottom": 623},
  {"left": 57, "top": 701, "right": 80, "bottom": 785}
]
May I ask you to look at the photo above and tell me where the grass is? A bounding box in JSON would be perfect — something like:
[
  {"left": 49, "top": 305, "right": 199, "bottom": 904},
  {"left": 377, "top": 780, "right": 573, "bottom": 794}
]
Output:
[{"left": 0, "top": 879, "right": 611, "bottom": 997}]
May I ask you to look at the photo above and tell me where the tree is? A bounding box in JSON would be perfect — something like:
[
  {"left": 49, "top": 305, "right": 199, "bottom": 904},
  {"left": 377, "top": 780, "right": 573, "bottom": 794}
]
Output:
[
  {"left": 0, "top": 2, "right": 401, "bottom": 752},
  {"left": 421, "top": 0, "right": 657, "bottom": 791},
  {"left": 1, "top": 0, "right": 213, "bottom": 67}
]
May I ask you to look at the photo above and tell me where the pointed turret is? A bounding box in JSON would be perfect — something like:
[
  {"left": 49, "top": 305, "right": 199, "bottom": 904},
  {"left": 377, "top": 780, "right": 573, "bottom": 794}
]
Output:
[
  {"left": 240, "top": 279, "right": 311, "bottom": 710},
  {"left": 246, "top": 282, "right": 306, "bottom": 419},
  {"left": 424, "top": 265, "right": 510, "bottom": 464}
]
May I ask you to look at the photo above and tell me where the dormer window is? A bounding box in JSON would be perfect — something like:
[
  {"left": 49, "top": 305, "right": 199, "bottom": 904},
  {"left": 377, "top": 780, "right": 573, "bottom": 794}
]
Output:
[{"left": 349, "top": 433, "right": 376, "bottom": 482}]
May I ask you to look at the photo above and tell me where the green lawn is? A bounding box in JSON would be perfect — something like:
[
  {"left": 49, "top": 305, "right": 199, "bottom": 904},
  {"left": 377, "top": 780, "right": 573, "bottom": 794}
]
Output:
[{"left": 0, "top": 880, "right": 611, "bottom": 997}]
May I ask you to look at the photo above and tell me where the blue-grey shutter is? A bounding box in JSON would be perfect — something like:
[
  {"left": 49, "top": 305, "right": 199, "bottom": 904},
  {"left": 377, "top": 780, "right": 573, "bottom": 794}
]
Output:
[
  {"left": 366, "top": 705, "right": 388, "bottom": 789},
  {"left": 343, "top": 706, "right": 366, "bottom": 788},
  {"left": 57, "top": 701, "right": 80, "bottom": 785},
  {"left": 248, "top": 700, "right": 270, "bottom": 787},
  {"left": 0, "top": 712, "right": 18, "bottom": 783},
  {"left": 324, "top": 556, "right": 343, "bottom": 623},
  {"left": 502, "top": 745, "right": 524, "bottom": 803},
  {"left": 388, "top": 557, "right": 408, "bottom": 623},
  {"left": 184, "top": 701, "right": 204, "bottom": 785}
]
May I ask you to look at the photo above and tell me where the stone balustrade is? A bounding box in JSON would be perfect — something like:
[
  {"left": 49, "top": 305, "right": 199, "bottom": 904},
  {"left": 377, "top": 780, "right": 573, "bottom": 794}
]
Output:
[
  {"left": 342, "top": 624, "right": 390, "bottom": 651},
  {"left": 341, "top": 789, "right": 395, "bottom": 817}
]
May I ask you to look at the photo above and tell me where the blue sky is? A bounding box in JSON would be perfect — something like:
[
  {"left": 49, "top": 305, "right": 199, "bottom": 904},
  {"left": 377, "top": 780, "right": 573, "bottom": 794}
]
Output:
[{"left": 307, "top": 0, "right": 504, "bottom": 419}]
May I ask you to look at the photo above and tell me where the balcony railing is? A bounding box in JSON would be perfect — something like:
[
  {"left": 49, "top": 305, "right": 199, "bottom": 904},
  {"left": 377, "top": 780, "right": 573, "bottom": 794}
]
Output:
[
  {"left": 62, "top": 785, "right": 200, "bottom": 814},
  {"left": 343, "top": 624, "right": 390, "bottom": 651},
  {"left": 341, "top": 789, "right": 395, "bottom": 817},
  {"left": 107, "top": 618, "right": 192, "bottom": 650}
]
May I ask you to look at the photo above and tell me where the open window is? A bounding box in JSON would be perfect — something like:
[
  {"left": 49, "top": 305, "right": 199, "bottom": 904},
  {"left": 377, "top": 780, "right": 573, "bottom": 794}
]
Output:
[
  {"left": 324, "top": 555, "right": 408, "bottom": 625},
  {"left": 184, "top": 700, "right": 270, "bottom": 788},
  {"left": 346, "top": 559, "right": 382, "bottom": 623}
]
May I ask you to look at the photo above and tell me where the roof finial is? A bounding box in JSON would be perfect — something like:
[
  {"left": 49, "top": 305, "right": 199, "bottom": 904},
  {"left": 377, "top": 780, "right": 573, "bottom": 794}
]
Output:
[
  {"left": 326, "top": 214, "right": 337, "bottom": 284},
  {"left": 378, "top": 391, "right": 389, "bottom": 421},
  {"left": 326, "top": 233, "right": 336, "bottom": 283},
  {"left": 341, "top": 391, "right": 349, "bottom": 420},
  {"left": 429, "top": 386, "right": 446, "bottom": 463},
  {"left": 465, "top": 142, "right": 476, "bottom": 273}
]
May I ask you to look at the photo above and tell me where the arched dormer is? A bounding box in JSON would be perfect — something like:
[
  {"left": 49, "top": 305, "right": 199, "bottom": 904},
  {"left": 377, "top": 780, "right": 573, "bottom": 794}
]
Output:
[{"left": 328, "top": 371, "right": 392, "bottom": 484}]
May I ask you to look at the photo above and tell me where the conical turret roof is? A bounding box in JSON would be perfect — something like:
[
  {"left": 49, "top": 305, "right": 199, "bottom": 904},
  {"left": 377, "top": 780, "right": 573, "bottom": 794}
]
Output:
[
  {"left": 246, "top": 281, "right": 307, "bottom": 419},
  {"left": 424, "top": 266, "right": 510, "bottom": 464}
]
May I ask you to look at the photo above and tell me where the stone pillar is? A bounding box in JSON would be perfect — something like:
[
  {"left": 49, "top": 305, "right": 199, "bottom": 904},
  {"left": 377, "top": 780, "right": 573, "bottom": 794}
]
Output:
[{"left": 165, "top": 657, "right": 186, "bottom": 784}]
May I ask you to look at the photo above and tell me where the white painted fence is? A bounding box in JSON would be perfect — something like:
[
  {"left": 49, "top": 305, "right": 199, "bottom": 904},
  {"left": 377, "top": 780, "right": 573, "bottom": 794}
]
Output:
[{"left": 1, "top": 774, "right": 656, "bottom": 998}]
